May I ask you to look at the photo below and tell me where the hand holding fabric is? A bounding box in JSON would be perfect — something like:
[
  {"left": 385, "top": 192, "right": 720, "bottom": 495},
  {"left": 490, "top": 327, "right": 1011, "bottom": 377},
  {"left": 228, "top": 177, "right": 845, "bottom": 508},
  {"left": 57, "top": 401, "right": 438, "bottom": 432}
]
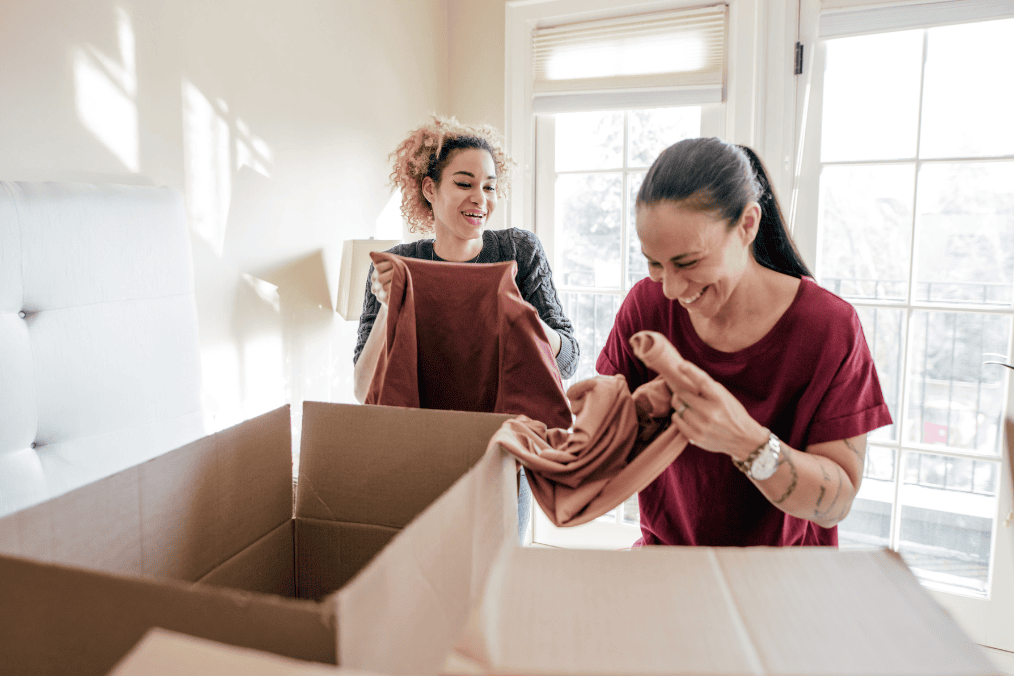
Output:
[
  {"left": 492, "top": 329, "right": 694, "bottom": 527},
  {"left": 660, "top": 347, "right": 769, "bottom": 460},
  {"left": 370, "top": 259, "right": 394, "bottom": 307}
]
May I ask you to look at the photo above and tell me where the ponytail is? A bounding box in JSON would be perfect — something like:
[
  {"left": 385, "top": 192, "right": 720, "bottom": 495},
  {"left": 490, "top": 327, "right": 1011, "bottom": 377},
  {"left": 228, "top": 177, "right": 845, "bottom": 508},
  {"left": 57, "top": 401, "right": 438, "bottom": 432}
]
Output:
[{"left": 736, "top": 145, "right": 811, "bottom": 278}]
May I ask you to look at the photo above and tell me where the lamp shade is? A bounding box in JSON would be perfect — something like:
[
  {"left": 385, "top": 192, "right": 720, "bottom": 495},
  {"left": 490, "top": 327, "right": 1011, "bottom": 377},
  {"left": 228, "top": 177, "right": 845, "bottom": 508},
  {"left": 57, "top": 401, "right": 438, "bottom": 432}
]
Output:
[{"left": 336, "top": 239, "right": 401, "bottom": 320}]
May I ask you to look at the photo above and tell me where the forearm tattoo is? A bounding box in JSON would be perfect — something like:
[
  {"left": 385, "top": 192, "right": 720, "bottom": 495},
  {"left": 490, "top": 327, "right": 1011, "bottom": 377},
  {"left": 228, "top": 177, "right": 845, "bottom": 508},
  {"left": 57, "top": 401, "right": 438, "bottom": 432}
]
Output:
[
  {"left": 773, "top": 449, "right": 798, "bottom": 505},
  {"left": 814, "top": 463, "right": 844, "bottom": 523}
]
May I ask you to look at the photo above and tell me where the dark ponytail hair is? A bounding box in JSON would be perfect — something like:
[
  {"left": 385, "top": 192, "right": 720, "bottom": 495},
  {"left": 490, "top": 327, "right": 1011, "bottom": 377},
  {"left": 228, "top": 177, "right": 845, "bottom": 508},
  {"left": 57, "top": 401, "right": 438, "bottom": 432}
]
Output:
[{"left": 636, "top": 137, "right": 811, "bottom": 278}]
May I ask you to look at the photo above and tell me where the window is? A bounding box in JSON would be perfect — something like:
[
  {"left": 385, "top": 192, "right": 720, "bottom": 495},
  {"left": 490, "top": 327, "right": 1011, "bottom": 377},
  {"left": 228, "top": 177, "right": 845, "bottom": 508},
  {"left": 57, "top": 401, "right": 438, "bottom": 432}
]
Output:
[
  {"left": 795, "top": 1, "right": 1014, "bottom": 651},
  {"left": 532, "top": 106, "right": 719, "bottom": 547}
]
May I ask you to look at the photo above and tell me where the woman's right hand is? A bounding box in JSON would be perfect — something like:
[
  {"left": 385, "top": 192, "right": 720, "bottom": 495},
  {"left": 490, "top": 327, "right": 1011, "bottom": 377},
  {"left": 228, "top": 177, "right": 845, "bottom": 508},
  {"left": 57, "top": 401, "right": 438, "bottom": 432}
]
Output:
[{"left": 371, "top": 260, "right": 394, "bottom": 307}]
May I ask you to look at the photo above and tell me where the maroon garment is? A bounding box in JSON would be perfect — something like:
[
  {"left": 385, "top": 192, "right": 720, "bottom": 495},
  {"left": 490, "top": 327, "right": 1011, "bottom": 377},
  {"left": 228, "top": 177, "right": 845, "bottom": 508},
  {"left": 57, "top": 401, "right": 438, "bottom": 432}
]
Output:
[
  {"left": 366, "top": 252, "right": 571, "bottom": 429},
  {"left": 596, "top": 276, "right": 893, "bottom": 547},
  {"left": 493, "top": 331, "right": 688, "bottom": 527}
]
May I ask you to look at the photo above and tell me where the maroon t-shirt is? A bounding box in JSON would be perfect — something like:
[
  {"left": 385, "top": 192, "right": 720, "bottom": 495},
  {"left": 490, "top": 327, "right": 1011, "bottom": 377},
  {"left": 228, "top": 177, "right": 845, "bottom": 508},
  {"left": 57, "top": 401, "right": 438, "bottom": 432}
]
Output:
[{"left": 596, "top": 276, "right": 892, "bottom": 547}]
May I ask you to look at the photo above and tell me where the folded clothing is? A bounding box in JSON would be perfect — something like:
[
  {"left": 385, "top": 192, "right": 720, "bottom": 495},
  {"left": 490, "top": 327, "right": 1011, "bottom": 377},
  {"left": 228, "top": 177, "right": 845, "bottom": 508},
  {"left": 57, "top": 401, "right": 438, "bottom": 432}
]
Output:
[
  {"left": 492, "top": 330, "right": 689, "bottom": 527},
  {"left": 365, "top": 251, "right": 572, "bottom": 430}
]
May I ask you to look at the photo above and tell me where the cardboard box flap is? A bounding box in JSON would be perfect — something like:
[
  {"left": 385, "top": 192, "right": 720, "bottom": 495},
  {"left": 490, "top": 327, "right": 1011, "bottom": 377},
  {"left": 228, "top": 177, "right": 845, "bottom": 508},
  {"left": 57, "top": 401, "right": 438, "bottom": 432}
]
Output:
[
  {"left": 337, "top": 443, "right": 517, "bottom": 675},
  {"left": 0, "top": 462, "right": 143, "bottom": 574},
  {"left": 715, "top": 547, "right": 1001, "bottom": 676},
  {"left": 140, "top": 404, "right": 293, "bottom": 580},
  {"left": 108, "top": 628, "right": 382, "bottom": 676},
  {"left": 0, "top": 552, "right": 337, "bottom": 676},
  {"left": 0, "top": 406, "right": 293, "bottom": 583},
  {"left": 297, "top": 401, "right": 512, "bottom": 528},
  {"left": 454, "top": 547, "right": 758, "bottom": 676},
  {"left": 451, "top": 546, "right": 1001, "bottom": 676}
]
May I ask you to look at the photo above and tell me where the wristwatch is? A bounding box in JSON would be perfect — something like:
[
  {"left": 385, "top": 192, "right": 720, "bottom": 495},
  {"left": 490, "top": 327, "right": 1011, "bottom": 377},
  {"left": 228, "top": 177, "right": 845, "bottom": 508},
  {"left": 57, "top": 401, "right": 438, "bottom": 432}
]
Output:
[{"left": 732, "top": 431, "right": 781, "bottom": 481}]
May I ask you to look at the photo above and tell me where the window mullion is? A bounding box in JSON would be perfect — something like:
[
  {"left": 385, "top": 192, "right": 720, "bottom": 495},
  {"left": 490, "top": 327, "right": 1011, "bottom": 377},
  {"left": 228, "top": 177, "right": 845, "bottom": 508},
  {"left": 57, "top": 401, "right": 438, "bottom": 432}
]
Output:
[{"left": 891, "top": 28, "right": 930, "bottom": 554}]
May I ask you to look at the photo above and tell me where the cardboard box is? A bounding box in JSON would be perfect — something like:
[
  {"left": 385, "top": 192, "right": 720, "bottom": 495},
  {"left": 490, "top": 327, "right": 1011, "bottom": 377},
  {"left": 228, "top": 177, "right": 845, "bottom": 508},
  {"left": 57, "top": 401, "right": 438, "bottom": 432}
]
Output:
[
  {"left": 0, "top": 401, "right": 516, "bottom": 676},
  {"left": 446, "top": 546, "right": 1002, "bottom": 676},
  {"left": 0, "top": 398, "right": 1002, "bottom": 676},
  {"left": 107, "top": 628, "right": 370, "bottom": 676}
]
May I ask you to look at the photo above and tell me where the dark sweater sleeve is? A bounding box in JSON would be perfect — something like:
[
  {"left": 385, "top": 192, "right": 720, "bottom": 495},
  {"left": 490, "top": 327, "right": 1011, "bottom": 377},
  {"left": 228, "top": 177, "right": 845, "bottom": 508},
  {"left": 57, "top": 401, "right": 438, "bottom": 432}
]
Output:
[
  {"left": 353, "top": 262, "right": 380, "bottom": 366},
  {"left": 511, "top": 229, "right": 580, "bottom": 379}
]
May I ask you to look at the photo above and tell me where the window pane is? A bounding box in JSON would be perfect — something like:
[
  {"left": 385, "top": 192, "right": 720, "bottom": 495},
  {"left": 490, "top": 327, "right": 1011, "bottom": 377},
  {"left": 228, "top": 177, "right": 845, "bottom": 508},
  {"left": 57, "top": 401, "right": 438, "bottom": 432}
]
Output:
[
  {"left": 856, "top": 307, "right": 903, "bottom": 441},
  {"left": 622, "top": 494, "right": 640, "bottom": 525},
  {"left": 905, "top": 311, "right": 1011, "bottom": 454},
  {"left": 560, "top": 291, "right": 622, "bottom": 385},
  {"left": 817, "top": 164, "right": 914, "bottom": 302},
  {"left": 913, "top": 162, "right": 1014, "bottom": 306},
  {"left": 838, "top": 445, "right": 895, "bottom": 550},
  {"left": 555, "top": 173, "right": 623, "bottom": 289},
  {"left": 627, "top": 172, "right": 649, "bottom": 289},
  {"left": 899, "top": 451, "right": 998, "bottom": 596},
  {"left": 821, "top": 31, "right": 923, "bottom": 162},
  {"left": 555, "top": 111, "right": 623, "bottom": 171},
  {"left": 627, "top": 107, "right": 701, "bottom": 168},
  {"left": 921, "top": 19, "right": 1014, "bottom": 159}
]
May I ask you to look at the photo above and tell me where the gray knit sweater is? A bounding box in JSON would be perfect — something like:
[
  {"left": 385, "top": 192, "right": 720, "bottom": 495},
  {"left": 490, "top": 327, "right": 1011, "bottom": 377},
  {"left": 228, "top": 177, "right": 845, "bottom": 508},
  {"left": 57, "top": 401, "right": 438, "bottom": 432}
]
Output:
[{"left": 353, "top": 228, "right": 579, "bottom": 379}]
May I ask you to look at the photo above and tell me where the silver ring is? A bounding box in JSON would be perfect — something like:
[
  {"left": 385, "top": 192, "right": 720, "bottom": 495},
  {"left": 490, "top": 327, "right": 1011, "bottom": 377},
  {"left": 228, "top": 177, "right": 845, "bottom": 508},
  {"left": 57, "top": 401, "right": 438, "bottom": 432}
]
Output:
[{"left": 676, "top": 401, "right": 688, "bottom": 418}]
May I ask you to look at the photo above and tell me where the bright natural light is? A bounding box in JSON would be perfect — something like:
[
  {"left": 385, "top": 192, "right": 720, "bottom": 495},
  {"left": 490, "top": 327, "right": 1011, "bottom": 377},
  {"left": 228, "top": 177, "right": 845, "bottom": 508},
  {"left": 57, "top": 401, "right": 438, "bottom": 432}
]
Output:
[
  {"left": 545, "top": 33, "right": 708, "bottom": 81},
  {"left": 72, "top": 6, "right": 138, "bottom": 172}
]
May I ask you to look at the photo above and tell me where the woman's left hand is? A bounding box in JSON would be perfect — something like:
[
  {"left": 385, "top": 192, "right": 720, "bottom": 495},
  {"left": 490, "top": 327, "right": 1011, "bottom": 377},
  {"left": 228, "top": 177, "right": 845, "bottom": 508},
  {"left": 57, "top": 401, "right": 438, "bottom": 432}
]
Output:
[{"left": 668, "top": 359, "right": 768, "bottom": 460}]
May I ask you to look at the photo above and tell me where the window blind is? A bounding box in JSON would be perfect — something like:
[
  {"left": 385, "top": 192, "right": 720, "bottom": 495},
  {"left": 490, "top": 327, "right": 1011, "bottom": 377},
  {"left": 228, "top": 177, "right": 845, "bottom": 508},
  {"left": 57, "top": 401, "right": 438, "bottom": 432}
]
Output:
[
  {"left": 820, "top": 0, "right": 1014, "bottom": 39},
  {"left": 532, "top": 4, "right": 727, "bottom": 113}
]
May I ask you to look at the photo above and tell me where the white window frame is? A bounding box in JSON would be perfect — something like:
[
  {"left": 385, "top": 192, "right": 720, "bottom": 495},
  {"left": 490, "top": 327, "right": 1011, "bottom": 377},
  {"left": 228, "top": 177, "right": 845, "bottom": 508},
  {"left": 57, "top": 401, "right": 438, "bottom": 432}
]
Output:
[
  {"left": 506, "top": 0, "right": 803, "bottom": 235},
  {"left": 792, "top": 0, "right": 1014, "bottom": 654}
]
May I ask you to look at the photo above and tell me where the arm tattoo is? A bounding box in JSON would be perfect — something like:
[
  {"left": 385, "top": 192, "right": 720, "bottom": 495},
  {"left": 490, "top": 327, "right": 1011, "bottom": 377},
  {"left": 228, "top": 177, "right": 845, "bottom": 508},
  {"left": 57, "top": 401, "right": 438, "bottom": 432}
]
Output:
[
  {"left": 844, "top": 437, "right": 865, "bottom": 464},
  {"left": 773, "top": 448, "right": 798, "bottom": 505},
  {"left": 815, "top": 463, "right": 844, "bottom": 521}
]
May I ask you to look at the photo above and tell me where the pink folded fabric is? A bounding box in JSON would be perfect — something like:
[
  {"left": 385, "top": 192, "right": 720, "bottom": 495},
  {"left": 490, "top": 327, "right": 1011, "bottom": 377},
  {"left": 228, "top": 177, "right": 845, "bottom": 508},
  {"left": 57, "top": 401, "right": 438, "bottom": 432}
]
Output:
[
  {"left": 365, "top": 252, "right": 572, "bottom": 430},
  {"left": 492, "top": 330, "right": 690, "bottom": 527}
]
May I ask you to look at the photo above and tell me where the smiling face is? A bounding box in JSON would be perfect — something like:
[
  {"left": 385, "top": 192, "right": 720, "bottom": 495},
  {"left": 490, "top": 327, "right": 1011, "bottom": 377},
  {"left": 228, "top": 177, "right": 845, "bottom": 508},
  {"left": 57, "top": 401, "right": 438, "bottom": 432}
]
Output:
[
  {"left": 422, "top": 147, "right": 498, "bottom": 245},
  {"left": 636, "top": 199, "right": 760, "bottom": 319}
]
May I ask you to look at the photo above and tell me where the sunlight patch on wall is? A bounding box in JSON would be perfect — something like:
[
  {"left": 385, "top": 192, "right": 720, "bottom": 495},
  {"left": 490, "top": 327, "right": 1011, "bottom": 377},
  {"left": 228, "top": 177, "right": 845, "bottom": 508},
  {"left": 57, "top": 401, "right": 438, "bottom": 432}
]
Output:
[
  {"left": 182, "top": 80, "right": 274, "bottom": 256},
  {"left": 72, "top": 6, "right": 138, "bottom": 171},
  {"left": 182, "top": 80, "right": 232, "bottom": 256}
]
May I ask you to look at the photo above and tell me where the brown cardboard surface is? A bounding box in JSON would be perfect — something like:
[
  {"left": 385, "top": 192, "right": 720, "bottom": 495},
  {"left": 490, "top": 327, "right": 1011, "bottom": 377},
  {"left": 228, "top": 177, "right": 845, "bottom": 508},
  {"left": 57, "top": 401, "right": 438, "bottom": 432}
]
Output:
[
  {"left": 338, "top": 442, "right": 518, "bottom": 676},
  {"left": 198, "top": 520, "right": 295, "bottom": 597},
  {"left": 140, "top": 405, "right": 292, "bottom": 580},
  {"left": 108, "top": 628, "right": 386, "bottom": 676},
  {"left": 297, "top": 401, "right": 512, "bottom": 528},
  {"left": 0, "top": 553, "right": 337, "bottom": 676},
  {"left": 295, "top": 518, "right": 399, "bottom": 600},
  {"left": 0, "top": 405, "right": 293, "bottom": 583},
  {"left": 0, "top": 401, "right": 516, "bottom": 676},
  {"left": 448, "top": 545, "right": 1002, "bottom": 676},
  {"left": 454, "top": 547, "right": 755, "bottom": 675},
  {"left": 716, "top": 547, "right": 999, "bottom": 676}
]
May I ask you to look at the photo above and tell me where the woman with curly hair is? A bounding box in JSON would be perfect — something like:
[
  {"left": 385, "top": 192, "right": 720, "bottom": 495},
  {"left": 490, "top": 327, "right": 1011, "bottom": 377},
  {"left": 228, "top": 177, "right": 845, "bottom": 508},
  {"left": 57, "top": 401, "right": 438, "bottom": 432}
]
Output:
[
  {"left": 353, "top": 116, "right": 579, "bottom": 403},
  {"left": 352, "top": 117, "right": 578, "bottom": 541}
]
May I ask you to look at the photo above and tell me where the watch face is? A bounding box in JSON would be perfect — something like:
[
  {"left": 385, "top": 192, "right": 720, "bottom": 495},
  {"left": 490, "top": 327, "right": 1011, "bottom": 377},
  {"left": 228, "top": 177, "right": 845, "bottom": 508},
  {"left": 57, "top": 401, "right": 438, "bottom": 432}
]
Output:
[{"left": 750, "top": 440, "right": 779, "bottom": 480}]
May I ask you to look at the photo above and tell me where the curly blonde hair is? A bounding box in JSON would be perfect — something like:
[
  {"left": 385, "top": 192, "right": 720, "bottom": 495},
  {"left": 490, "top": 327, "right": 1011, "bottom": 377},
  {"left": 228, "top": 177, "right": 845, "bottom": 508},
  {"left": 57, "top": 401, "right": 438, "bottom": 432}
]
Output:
[{"left": 388, "top": 115, "right": 514, "bottom": 234}]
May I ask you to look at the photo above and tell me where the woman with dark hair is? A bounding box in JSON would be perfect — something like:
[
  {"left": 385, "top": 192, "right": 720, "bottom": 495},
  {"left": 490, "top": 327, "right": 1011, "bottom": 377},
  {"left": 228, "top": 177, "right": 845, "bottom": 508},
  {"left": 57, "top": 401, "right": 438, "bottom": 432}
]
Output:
[{"left": 597, "top": 137, "right": 891, "bottom": 548}]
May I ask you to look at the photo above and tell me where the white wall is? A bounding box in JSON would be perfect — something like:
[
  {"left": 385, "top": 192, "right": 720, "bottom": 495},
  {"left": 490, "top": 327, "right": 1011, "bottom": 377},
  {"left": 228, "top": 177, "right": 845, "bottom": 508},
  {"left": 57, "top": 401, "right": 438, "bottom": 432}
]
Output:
[{"left": 0, "top": 0, "right": 469, "bottom": 436}]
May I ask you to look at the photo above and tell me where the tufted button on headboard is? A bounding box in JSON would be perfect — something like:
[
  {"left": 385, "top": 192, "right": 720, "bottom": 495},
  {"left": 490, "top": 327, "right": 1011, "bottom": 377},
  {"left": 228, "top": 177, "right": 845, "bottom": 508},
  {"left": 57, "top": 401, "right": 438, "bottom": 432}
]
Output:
[{"left": 0, "top": 181, "right": 206, "bottom": 517}]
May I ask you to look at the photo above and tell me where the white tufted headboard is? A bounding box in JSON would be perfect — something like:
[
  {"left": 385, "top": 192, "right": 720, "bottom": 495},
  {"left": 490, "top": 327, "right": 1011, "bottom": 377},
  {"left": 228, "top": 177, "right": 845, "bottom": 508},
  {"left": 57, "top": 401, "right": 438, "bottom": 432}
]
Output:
[{"left": 0, "top": 181, "right": 206, "bottom": 517}]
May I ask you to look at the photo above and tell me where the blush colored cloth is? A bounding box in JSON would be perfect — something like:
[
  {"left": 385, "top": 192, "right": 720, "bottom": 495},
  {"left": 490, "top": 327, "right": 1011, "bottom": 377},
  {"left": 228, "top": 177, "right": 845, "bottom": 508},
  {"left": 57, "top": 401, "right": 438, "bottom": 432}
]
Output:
[
  {"left": 491, "top": 330, "right": 689, "bottom": 527},
  {"left": 365, "top": 252, "right": 572, "bottom": 430},
  {"left": 597, "top": 276, "right": 894, "bottom": 548}
]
